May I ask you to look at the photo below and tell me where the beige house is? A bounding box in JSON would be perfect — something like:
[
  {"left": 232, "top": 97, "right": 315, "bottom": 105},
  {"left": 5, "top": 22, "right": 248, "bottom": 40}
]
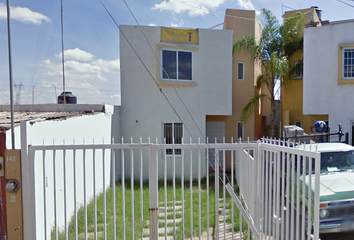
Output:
[{"left": 206, "top": 9, "right": 268, "bottom": 147}]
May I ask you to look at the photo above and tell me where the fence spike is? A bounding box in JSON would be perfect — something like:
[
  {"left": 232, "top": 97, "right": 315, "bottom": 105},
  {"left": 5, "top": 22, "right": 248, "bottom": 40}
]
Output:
[
  {"left": 131, "top": 137, "right": 133, "bottom": 144},
  {"left": 140, "top": 137, "right": 142, "bottom": 144}
]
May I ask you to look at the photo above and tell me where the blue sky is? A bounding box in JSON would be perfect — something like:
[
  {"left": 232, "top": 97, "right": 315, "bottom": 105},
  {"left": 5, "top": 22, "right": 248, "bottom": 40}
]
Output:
[{"left": 0, "top": 0, "right": 353, "bottom": 105}]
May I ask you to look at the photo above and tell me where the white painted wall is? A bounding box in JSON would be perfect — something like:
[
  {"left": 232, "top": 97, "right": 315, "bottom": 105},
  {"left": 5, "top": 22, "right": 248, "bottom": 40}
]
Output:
[
  {"left": 5, "top": 104, "right": 118, "bottom": 239},
  {"left": 119, "top": 25, "right": 233, "bottom": 179},
  {"left": 303, "top": 21, "right": 354, "bottom": 142}
]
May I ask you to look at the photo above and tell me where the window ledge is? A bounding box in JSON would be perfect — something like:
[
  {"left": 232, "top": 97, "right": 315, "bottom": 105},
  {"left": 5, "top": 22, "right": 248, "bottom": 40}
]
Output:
[
  {"left": 338, "top": 79, "right": 354, "bottom": 84},
  {"left": 157, "top": 79, "right": 197, "bottom": 87}
]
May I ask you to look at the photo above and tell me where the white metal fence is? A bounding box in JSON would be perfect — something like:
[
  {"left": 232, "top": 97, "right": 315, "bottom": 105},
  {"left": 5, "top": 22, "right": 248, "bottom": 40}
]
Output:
[{"left": 21, "top": 138, "right": 321, "bottom": 240}]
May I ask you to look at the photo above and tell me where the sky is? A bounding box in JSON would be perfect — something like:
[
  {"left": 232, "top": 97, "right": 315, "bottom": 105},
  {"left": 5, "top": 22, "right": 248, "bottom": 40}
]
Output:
[{"left": 0, "top": 0, "right": 353, "bottom": 106}]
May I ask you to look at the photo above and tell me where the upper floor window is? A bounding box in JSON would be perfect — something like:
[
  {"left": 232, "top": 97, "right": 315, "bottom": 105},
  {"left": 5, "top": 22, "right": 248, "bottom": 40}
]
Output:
[
  {"left": 161, "top": 49, "right": 192, "bottom": 81},
  {"left": 294, "top": 62, "right": 302, "bottom": 80},
  {"left": 237, "top": 62, "right": 244, "bottom": 80},
  {"left": 342, "top": 47, "right": 354, "bottom": 79}
]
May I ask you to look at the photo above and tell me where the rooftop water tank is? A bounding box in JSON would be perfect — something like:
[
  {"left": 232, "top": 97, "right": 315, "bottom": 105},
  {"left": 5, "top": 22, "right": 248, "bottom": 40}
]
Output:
[{"left": 58, "top": 91, "right": 77, "bottom": 104}]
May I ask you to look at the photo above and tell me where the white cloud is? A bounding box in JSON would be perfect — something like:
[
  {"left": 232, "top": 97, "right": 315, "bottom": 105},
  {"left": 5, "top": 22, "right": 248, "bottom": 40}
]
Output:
[
  {"left": 0, "top": 3, "right": 51, "bottom": 24},
  {"left": 152, "top": 0, "right": 225, "bottom": 16},
  {"left": 149, "top": 23, "right": 157, "bottom": 26},
  {"left": 237, "top": 0, "right": 256, "bottom": 10},
  {"left": 56, "top": 48, "right": 94, "bottom": 62},
  {"left": 171, "top": 19, "right": 184, "bottom": 27}
]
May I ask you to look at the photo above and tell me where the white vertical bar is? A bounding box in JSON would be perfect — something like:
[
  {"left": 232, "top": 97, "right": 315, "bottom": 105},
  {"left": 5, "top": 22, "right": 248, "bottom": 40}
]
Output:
[
  {"left": 280, "top": 150, "right": 285, "bottom": 240},
  {"left": 295, "top": 154, "right": 300, "bottom": 240},
  {"left": 285, "top": 152, "right": 291, "bottom": 240},
  {"left": 198, "top": 146, "right": 201, "bottom": 238},
  {"left": 264, "top": 150, "right": 269, "bottom": 239},
  {"left": 259, "top": 145, "right": 264, "bottom": 240},
  {"left": 181, "top": 147, "right": 185, "bottom": 239},
  {"left": 301, "top": 154, "right": 307, "bottom": 240},
  {"left": 122, "top": 149, "right": 125, "bottom": 239},
  {"left": 42, "top": 150, "right": 47, "bottom": 240},
  {"left": 231, "top": 149, "right": 234, "bottom": 239},
  {"left": 103, "top": 148, "right": 107, "bottom": 240},
  {"left": 73, "top": 147, "right": 78, "bottom": 240},
  {"left": 173, "top": 149, "right": 176, "bottom": 240},
  {"left": 307, "top": 156, "right": 312, "bottom": 240},
  {"left": 53, "top": 149, "right": 58, "bottom": 240},
  {"left": 149, "top": 145, "right": 159, "bottom": 240},
  {"left": 164, "top": 146, "right": 167, "bottom": 240},
  {"left": 21, "top": 122, "right": 36, "bottom": 239},
  {"left": 313, "top": 154, "right": 320, "bottom": 240},
  {"left": 63, "top": 148, "right": 68, "bottom": 240},
  {"left": 190, "top": 148, "right": 193, "bottom": 239},
  {"left": 83, "top": 148, "right": 87, "bottom": 240},
  {"left": 112, "top": 147, "right": 116, "bottom": 240},
  {"left": 131, "top": 148, "right": 134, "bottom": 240},
  {"left": 140, "top": 146, "right": 144, "bottom": 240},
  {"left": 271, "top": 151, "right": 276, "bottom": 239},
  {"left": 207, "top": 143, "right": 210, "bottom": 240},
  {"left": 275, "top": 151, "right": 280, "bottom": 240},
  {"left": 93, "top": 148, "right": 97, "bottom": 240},
  {"left": 223, "top": 148, "right": 225, "bottom": 240},
  {"left": 215, "top": 149, "right": 219, "bottom": 240},
  {"left": 290, "top": 152, "right": 295, "bottom": 240}
]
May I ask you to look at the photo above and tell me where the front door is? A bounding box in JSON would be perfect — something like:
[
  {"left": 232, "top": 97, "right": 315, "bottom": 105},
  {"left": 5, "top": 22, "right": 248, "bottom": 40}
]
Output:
[{"left": 206, "top": 121, "right": 225, "bottom": 167}]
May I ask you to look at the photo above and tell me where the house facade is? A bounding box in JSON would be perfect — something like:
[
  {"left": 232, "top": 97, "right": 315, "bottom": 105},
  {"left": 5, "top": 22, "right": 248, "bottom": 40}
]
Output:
[
  {"left": 119, "top": 25, "right": 232, "bottom": 178},
  {"left": 281, "top": 7, "right": 328, "bottom": 136},
  {"left": 303, "top": 19, "right": 354, "bottom": 144}
]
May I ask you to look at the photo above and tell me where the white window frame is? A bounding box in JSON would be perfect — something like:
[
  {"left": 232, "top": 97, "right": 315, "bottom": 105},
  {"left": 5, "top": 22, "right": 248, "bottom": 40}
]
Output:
[
  {"left": 294, "top": 62, "right": 302, "bottom": 79},
  {"left": 237, "top": 62, "right": 244, "bottom": 81},
  {"left": 160, "top": 48, "right": 193, "bottom": 82},
  {"left": 294, "top": 121, "right": 302, "bottom": 128},
  {"left": 163, "top": 122, "right": 183, "bottom": 155},
  {"left": 236, "top": 121, "right": 244, "bottom": 140},
  {"left": 342, "top": 47, "right": 354, "bottom": 79}
]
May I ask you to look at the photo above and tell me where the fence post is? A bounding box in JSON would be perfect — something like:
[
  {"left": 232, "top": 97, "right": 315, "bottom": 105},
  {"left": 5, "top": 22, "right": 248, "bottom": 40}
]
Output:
[
  {"left": 149, "top": 144, "right": 158, "bottom": 240},
  {"left": 20, "top": 121, "right": 36, "bottom": 239}
]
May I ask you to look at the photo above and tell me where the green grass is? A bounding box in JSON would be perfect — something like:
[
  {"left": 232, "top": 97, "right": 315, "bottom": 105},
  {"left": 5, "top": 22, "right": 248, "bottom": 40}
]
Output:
[{"left": 53, "top": 177, "right": 248, "bottom": 240}]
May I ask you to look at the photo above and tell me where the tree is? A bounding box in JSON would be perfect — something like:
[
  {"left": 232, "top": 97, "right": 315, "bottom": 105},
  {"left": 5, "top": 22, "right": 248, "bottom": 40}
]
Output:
[{"left": 233, "top": 9, "right": 304, "bottom": 137}]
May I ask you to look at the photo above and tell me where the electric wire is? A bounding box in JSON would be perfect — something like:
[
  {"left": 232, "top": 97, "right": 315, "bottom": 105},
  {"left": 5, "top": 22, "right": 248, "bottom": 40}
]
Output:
[
  {"left": 121, "top": 0, "right": 232, "bottom": 183},
  {"left": 335, "top": 0, "right": 354, "bottom": 8}
]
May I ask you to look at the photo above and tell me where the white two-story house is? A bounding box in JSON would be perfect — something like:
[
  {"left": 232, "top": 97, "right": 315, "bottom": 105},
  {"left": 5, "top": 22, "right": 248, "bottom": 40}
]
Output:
[{"left": 119, "top": 25, "right": 232, "bottom": 179}]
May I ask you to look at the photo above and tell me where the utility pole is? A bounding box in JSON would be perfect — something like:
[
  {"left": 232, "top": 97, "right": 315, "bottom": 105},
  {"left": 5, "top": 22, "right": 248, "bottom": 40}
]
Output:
[{"left": 7, "top": 0, "right": 15, "bottom": 149}]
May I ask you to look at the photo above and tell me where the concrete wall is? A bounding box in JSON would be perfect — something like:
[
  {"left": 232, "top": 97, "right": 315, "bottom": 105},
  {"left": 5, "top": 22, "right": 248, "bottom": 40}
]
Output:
[
  {"left": 4, "top": 104, "right": 119, "bottom": 239},
  {"left": 120, "top": 25, "right": 232, "bottom": 179},
  {"left": 303, "top": 20, "right": 354, "bottom": 142}
]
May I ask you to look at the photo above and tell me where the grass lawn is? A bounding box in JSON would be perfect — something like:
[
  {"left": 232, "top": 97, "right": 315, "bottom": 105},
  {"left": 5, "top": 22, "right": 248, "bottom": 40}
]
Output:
[{"left": 53, "top": 177, "right": 247, "bottom": 239}]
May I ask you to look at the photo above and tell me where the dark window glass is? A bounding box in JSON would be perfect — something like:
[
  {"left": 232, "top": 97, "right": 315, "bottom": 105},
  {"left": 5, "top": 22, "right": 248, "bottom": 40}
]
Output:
[
  {"left": 237, "top": 63, "right": 244, "bottom": 80},
  {"left": 178, "top": 51, "right": 192, "bottom": 80},
  {"left": 162, "top": 50, "right": 177, "bottom": 79}
]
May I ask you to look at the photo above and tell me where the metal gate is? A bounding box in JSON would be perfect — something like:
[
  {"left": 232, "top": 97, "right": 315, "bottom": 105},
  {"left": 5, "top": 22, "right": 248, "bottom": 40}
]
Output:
[{"left": 20, "top": 138, "right": 320, "bottom": 240}]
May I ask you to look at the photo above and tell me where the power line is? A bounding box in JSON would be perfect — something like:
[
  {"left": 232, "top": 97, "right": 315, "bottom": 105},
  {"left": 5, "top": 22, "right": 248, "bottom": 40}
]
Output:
[{"left": 335, "top": 0, "right": 354, "bottom": 8}]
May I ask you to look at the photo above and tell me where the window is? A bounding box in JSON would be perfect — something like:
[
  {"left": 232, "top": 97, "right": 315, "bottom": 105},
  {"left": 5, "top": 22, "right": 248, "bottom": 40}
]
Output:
[
  {"left": 342, "top": 48, "right": 354, "bottom": 79},
  {"left": 161, "top": 49, "right": 192, "bottom": 81},
  {"left": 294, "top": 62, "right": 302, "bottom": 79},
  {"left": 338, "top": 44, "right": 354, "bottom": 84},
  {"left": 163, "top": 122, "right": 183, "bottom": 155},
  {"left": 237, "top": 62, "right": 244, "bottom": 80},
  {"left": 236, "top": 121, "right": 244, "bottom": 140},
  {"left": 294, "top": 121, "right": 302, "bottom": 128}
]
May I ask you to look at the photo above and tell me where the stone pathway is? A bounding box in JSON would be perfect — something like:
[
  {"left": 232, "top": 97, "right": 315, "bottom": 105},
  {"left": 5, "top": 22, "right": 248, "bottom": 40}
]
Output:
[{"left": 142, "top": 198, "right": 242, "bottom": 240}]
